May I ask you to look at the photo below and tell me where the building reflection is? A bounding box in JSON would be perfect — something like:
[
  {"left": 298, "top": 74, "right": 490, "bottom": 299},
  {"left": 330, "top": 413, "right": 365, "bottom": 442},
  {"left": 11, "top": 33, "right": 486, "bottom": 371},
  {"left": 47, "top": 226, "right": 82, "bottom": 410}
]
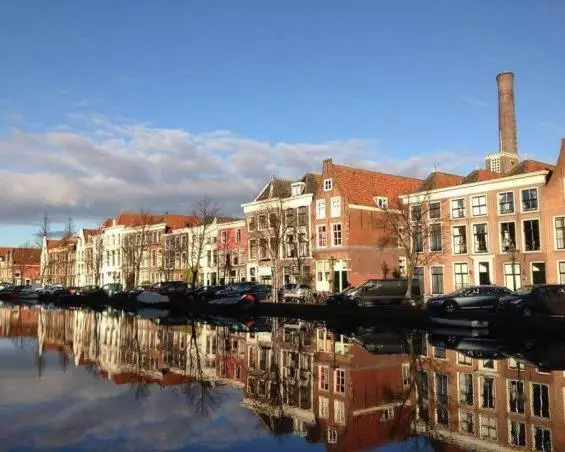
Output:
[{"left": 3, "top": 304, "right": 565, "bottom": 451}]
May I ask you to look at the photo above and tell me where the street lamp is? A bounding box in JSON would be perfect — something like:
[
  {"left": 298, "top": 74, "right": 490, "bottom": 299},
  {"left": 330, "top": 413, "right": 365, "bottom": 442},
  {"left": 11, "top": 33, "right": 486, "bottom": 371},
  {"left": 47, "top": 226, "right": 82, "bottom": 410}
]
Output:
[{"left": 507, "top": 242, "right": 520, "bottom": 291}]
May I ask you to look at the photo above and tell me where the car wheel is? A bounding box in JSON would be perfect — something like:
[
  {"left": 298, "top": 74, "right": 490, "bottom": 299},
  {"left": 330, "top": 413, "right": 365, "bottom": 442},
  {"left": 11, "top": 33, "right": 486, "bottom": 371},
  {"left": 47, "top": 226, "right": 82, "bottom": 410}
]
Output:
[
  {"left": 443, "top": 301, "right": 458, "bottom": 314},
  {"left": 521, "top": 306, "right": 534, "bottom": 319}
]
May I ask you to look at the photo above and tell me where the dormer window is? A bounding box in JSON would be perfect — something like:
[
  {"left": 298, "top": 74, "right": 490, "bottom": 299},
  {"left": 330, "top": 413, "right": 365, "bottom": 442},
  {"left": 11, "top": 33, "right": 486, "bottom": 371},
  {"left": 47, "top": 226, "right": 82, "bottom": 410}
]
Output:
[
  {"left": 323, "top": 178, "right": 333, "bottom": 191},
  {"left": 373, "top": 196, "right": 388, "bottom": 209},
  {"left": 291, "top": 182, "right": 305, "bottom": 197}
]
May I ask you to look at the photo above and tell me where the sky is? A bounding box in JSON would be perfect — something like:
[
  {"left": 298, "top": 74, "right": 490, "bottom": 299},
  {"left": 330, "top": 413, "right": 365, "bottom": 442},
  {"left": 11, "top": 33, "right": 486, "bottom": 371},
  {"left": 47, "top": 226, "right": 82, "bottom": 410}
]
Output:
[{"left": 1, "top": 1, "right": 564, "bottom": 245}]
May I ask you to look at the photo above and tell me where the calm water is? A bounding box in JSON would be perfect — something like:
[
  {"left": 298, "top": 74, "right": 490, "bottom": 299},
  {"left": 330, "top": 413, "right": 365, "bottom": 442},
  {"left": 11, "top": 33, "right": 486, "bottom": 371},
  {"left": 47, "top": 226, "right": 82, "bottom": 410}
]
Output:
[{"left": 0, "top": 304, "right": 561, "bottom": 451}]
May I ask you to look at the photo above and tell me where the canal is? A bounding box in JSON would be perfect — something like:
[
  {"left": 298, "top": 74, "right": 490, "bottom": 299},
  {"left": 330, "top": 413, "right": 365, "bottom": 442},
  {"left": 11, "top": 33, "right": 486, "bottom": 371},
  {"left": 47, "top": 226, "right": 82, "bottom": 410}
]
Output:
[{"left": 0, "top": 303, "right": 560, "bottom": 451}]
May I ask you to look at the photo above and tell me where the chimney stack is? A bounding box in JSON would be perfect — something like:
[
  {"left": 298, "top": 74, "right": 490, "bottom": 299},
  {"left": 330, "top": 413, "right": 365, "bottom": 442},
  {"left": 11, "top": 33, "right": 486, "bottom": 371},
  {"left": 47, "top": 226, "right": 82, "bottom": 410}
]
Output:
[{"left": 497, "top": 72, "right": 518, "bottom": 156}]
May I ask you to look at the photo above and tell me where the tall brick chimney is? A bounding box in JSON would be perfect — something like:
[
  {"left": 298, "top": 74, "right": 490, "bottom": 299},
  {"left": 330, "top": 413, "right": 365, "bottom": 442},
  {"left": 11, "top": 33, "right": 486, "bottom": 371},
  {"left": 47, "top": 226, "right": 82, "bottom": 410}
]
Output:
[{"left": 497, "top": 72, "right": 518, "bottom": 156}]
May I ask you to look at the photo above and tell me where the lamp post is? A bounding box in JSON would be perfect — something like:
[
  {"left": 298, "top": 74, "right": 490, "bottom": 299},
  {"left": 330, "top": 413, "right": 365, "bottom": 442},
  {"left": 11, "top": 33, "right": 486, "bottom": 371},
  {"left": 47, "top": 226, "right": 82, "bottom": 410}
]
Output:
[{"left": 507, "top": 242, "right": 520, "bottom": 291}]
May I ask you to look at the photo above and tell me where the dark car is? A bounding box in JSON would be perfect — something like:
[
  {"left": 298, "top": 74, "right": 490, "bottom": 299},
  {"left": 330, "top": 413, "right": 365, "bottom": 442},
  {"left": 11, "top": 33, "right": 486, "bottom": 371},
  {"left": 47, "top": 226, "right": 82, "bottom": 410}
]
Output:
[
  {"left": 497, "top": 284, "right": 565, "bottom": 318},
  {"left": 195, "top": 285, "right": 227, "bottom": 300},
  {"left": 327, "top": 279, "right": 422, "bottom": 307},
  {"left": 427, "top": 285, "right": 512, "bottom": 315},
  {"left": 246, "top": 284, "right": 272, "bottom": 301},
  {"left": 149, "top": 281, "right": 189, "bottom": 296},
  {"left": 215, "top": 282, "right": 258, "bottom": 298}
]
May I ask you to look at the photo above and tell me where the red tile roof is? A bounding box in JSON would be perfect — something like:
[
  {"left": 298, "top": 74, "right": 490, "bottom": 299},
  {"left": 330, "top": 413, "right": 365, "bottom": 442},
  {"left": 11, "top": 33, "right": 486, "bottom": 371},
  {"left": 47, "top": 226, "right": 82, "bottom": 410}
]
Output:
[
  {"left": 419, "top": 172, "right": 464, "bottom": 191},
  {"left": 82, "top": 229, "right": 99, "bottom": 239},
  {"left": 12, "top": 248, "right": 41, "bottom": 265},
  {"left": 46, "top": 239, "right": 62, "bottom": 249},
  {"left": 332, "top": 163, "right": 423, "bottom": 207},
  {"left": 507, "top": 159, "right": 555, "bottom": 176},
  {"left": 101, "top": 218, "right": 113, "bottom": 228},
  {"left": 459, "top": 169, "right": 501, "bottom": 185},
  {"left": 116, "top": 212, "right": 199, "bottom": 229}
]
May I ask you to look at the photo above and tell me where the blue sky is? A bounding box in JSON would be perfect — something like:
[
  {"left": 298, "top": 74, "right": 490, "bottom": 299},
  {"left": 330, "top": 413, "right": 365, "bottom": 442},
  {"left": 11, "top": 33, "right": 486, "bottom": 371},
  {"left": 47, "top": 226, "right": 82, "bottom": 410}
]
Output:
[{"left": 1, "top": 0, "right": 564, "bottom": 245}]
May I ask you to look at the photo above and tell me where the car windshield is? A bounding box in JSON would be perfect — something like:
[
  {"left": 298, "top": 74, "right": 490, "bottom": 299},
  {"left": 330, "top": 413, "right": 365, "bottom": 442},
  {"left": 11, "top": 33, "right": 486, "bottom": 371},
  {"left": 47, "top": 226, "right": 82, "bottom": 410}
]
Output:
[{"left": 513, "top": 286, "right": 534, "bottom": 296}]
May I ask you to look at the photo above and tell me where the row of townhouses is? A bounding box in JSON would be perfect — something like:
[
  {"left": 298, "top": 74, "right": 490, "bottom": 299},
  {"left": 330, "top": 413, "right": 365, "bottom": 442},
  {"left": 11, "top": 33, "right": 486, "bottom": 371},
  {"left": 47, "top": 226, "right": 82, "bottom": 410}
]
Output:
[
  {"left": 4, "top": 304, "right": 564, "bottom": 450},
  {"left": 4, "top": 72, "right": 564, "bottom": 296}
]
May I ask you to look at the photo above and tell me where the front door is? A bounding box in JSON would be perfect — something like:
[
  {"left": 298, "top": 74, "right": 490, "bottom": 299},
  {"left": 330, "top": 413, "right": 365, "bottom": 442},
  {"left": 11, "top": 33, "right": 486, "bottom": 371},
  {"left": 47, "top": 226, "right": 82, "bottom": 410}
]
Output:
[{"left": 478, "top": 262, "right": 491, "bottom": 285}]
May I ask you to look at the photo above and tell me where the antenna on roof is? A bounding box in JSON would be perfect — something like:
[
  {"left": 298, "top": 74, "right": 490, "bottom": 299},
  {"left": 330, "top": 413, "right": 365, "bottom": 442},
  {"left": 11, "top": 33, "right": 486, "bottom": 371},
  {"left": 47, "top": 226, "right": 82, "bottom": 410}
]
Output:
[{"left": 433, "top": 164, "right": 438, "bottom": 173}]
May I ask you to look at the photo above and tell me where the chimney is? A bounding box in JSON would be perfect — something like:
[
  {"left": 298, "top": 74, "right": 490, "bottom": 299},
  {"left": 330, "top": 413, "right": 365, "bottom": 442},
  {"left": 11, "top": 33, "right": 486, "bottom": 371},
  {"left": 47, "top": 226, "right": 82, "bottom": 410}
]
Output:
[{"left": 497, "top": 72, "right": 518, "bottom": 156}]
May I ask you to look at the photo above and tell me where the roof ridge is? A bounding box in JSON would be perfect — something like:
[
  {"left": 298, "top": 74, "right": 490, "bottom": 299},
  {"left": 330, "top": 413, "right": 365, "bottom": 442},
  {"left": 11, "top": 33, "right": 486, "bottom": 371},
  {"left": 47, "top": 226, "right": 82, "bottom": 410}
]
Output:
[{"left": 333, "top": 163, "right": 424, "bottom": 182}]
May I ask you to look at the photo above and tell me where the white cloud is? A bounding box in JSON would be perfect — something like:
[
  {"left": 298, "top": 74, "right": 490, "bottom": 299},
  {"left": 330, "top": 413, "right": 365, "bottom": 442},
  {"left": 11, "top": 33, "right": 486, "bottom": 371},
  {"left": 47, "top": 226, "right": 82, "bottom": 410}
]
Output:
[
  {"left": 460, "top": 95, "right": 488, "bottom": 108},
  {"left": 0, "top": 113, "right": 475, "bottom": 225}
]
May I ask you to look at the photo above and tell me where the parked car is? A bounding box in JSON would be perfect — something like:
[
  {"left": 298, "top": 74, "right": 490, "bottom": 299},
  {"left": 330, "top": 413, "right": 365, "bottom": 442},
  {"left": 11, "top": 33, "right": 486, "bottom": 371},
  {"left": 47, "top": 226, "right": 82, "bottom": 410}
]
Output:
[
  {"left": 208, "top": 292, "right": 260, "bottom": 311},
  {"left": 195, "top": 285, "right": 227, "bottom": 300},
  {"left": 37, "top": 284, "right": 65, "bottom": 296},
  {"left": 327, "top": 279, "right": 422, "bottom": 307},
  {"left": 283, "top": 284, "right": 312, "bottom": 303},
  {"left": 101, "top": 283, "right": 123, "bottom": 297},
  {"left": 496, "top": 284, "right": 565, "bottom": 318},
  {"left": 279, "top": 283, "right": 297, "bottom": 300},
  {"left": 149, "top": 281, "right": 189, "bottom": 296},
  {"left": 215, "top": 282, "right": 258, "bottom": 298},
  {"left": 427, "top": 285, "right": 512, "bottom": 314},
  {"left": 246, "top": 284, "right": 272, "bottom": 301}
]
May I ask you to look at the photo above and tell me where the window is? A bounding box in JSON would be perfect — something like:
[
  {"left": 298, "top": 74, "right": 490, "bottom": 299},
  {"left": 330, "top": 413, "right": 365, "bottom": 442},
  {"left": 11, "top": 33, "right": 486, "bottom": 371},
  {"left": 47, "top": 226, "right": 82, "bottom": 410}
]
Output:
[
  {"left": 380, "top": 408, "right": 394, "bottom": 421},
  {"left": 327, "top": 430, "right": 338, "bottom": 444},
  {"left": 417, "top": 371, "right": 429, "bottom": 398},
  {"left": 258, "top": 215, "right": 267, "bottom": 230},
  {"left": 236, "top": 229, "right": 241, "bottom": 242},
  {"left": 480, "top": 376, "right": 495, "bottom": 409},
  {"left": 435, "top": 373, "right": 448, "bottom": 405},
  {"left": 428, "top": 201, "right": 441, "bottom": 219},
  {"left": 522, "top": 188, "right": 538, "bottom": 211},
  {"left": 335, "top": 369, "right": 345, "bottom": 393},
  {"left": 457, "top": 353, "right": 472, "bottom": 366},
  {"left": 318, "top": 396, "right": 329, "bottom": 419},
  {"left": 413, "top": 227, "right": 423, "bottom": 253},
  {"left": 556, "top": 217, "right": 565, "bottom": 249},
  {"left": 334, "top": 400, "right": 345, "bottom": 424},
  {"left": 374, "top": 196, "right": 388, "bottom": 209},
  {"left": 451, "top": 199, "right": 465, "bottom": 218},
  {"left": 221, "top": 230, "right": 227, "bottom": 244},
  {"left": 429, "top": 224, "right": 442, "bottom": 252},
  {"left": 316, "top": 200, "right": 326, "bottom": 219},
  {"left": 504, "top": 263, "right": 521, "bottom": 291},
  {"left": 431, "top": 267, "right": 444, "bottom": 295},
  {"left": 291, "top": 182, "right": 305, "bottom": 196},
  {"left": 248, "top": 216, "right": 256, "bottom": 231},
  {"left": 434, "top": 347, "right": 446, "bottom": 359},
  {"left": 472, "top": 195, "right": 487, "bottom": 216},
  {"left": 316, "top": 225, "right": 326, "bottom": 248},
  {"left": 319, "top": 366, "right": 329, "bottom": 391},
  {"left": 402, "top": 363, "right": 411, "bottom": 388},
  {"left": 249, "top": 240, "right": 257, "bottom": 259},
  {"left": 559, "top": 262, "right": 565, "bottom": 284},
  {"left": 458, "top": 373, "right": 474, "bottom": 405},
  {"left": 453, "top": 226, "right": 467, "bottom": 254},
  {"left": 534, "top": 426, "right": 552, "bottom": 452},
  {"left": 509, "top": 420, "right": 526, "bottom": 447},
  {"left": 330, "top": 197, "right": 341, "bottom": 217},
  {"left": 323, "top": 178, "right": 333, "bottom": 191},
  {"left": 508, "top": 380, "right": 525, "bottom": 414},
  {"left": 269, "top": 213, "right": 277, "bottom": 228},
  {"left": 297, "top": 206, "right": 307, "bottom": 226},
  {"left": 532, "top": 383, "right": 549, "bottom": 418},
  {"left": 454, "top": 263, "right": 469, "bottom": 289},
  {"left": 499, "top": 191, "right": 515, "bottom": 214},
  {"left": 524, "top": 220, "right": 541, "bottom": 251},
  {"left": 473, "top": 224, "right": 488, "bottom": 253},
  {"left": 411, "top": 205, "right": 422, "bottom": 221},
  {"left": 332, "top": 224, "right": 342, "bottom": 246},
  {"left": 459, "top": 411, "right": 475, "bottom": 435},
  {"left": 500, "top": 222, "right": 516, "bottom": 252},
  {"left": 532, "top": 263, "right": 546, "bottom": 285},
  {"left": 259, "top": 239, "right": 267, "bottom": 259},
  {"left": 480, "top": 415, "right": 497, "bottom": 441}
]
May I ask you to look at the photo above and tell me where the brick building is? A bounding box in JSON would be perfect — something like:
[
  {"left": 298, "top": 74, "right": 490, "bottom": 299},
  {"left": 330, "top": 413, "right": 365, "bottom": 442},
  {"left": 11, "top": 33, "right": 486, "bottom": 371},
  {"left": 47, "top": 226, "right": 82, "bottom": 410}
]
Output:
[
  {"left": 0, "top": 247, "right": 41, "bottom": 285},
  {"left": 312, "top": 158, "right": 422, "bottom": 292},
  {"left": 216, "top": 218, "right": 247, "bottom": 285}
]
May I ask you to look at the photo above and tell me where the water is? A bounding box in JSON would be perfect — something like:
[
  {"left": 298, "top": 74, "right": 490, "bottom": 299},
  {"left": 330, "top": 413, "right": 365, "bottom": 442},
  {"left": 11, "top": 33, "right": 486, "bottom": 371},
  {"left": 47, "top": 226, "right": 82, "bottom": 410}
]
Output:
[{"left": 0, "top": 304, "right": 560, "bottom": 451}]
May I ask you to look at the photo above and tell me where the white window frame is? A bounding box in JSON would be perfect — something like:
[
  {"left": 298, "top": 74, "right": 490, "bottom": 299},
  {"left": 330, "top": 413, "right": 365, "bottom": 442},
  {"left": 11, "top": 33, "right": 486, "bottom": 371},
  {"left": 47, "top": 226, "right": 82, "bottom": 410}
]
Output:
[
  {"left": 504, "top": 262, "right": 521, "bottom": 291},
  {"left": 479, "top": 414, "right": 498, "bottom": 441},
  {"left": 508, "top": 379, "right": 525, "bottom": 414},
  {"left": 499, "top": 221, "right": 517, "bottom": 253},
  {"left": 374, "top": 196, "right": 388, "bottom": 209},
  {"left": 453, "top": 262, "right": 469, "bottom": 290},
  {"left": 334, "top": 399, "right": 345, "bottom": 424},
  {"left": 330, "top": 196, "right": 341, "bottom": 218},
  {"left": 508, "top": 419, "right": 527, "bottom": 447},
  {"left": 451, "top": 198, "right": 466, "bottom": 219},
  {"left": 459, "top": 410, "right": 475, "bottom": 435},
  {"left": 331, "top": 223, "right": 342, "bottom": 247},
  {"left": 334, "top": 368, "right": 345, "bottom": 394},
  {"left": 554, "top": 216, "right": 565, "bottom": 250},
  {"left": 532, "top": 425, "right": 552, "bottom": 452},
  {"left": 531, "top": 261, "right": 547, "bottom": 285},
  {"left": 318, "top": 396, "right": 329, "bottom": 419},
  {"left": 480, "top": 375, "right": 496, "bottom": 410},
  {"left": 430, "top": 265, "right": 444, "bottom": 295},
  {"left": 471, "top": 194, "right": 488, "bottom": 217},
  {"left": 429, "top": 201, "right": 441, "bottom": 219},
  {"left": 317, "top": 225, "right": 327, "bottom": 248},
  {"left": 558, "top": 261, "right": 565, "bottom": 284},
  {"left": 497, "top": 190, "right": 515, "bottom": 215},
  {"left": 530, "top": 382, "right": 550, "bottom": 419},
  {"left": 316, "top": 200, "right": 326, "bottom": 219},
  {"left": 522, "top": 218, "right": 541, "bottom": 253},
  {"left": 520, "top": 187, "right": 539, "bottom": 213},
  {"left": 472, "top": 222, "right": 489, "bottom": 254},
  {"left": 429, "top": 223, "right": 443, "bottom": 252},
  {"left": 323, "top": 178, "right": 333, "bottom": 191},
  {"left": 452, "top": 225, "right": 468, "bottom": 256},
  {"left": 318, "top": 365, "right": 330, "bottom": 391}
]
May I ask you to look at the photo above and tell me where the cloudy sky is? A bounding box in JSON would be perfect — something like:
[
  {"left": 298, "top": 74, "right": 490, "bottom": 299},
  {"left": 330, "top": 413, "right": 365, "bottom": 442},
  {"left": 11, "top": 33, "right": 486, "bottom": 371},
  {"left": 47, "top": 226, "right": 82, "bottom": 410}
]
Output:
[{"left": 1, "top": 1, "right": 564, "bottom": 244}]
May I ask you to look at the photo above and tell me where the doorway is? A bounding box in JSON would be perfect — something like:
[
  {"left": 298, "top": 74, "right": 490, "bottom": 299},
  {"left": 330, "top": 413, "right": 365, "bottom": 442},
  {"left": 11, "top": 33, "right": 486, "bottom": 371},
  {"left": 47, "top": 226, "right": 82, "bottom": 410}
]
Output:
[{"left": 478, "top": 262, "right": 491, "bottom": 285}]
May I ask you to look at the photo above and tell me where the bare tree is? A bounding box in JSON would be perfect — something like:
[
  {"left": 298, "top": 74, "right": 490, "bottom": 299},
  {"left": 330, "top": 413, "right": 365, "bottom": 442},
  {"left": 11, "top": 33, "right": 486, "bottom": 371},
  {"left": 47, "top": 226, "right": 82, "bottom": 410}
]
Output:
[
  {"left": 121, "top": 209, "right": 155, "bottom": 289},
  {"left": 12, "top": 242, "right": 39, "bottom": 285},
  {"left": 60, "top": 216, "right": 76, "bottom": 287},
  {"left": 377, "top": 194, "right": 448, "bottom": 299},
  {"left": 187, "top": 199, "right": 218, "bottom": 290},
  {"left": 381, "top": 262, "right": 391, "bottom": 279},
  {"left": 93, "top": 226, "right": 105, "bottom": 286},
  {"left": 248, "top": 179, "right": 295, "bottom": 302},
  {"left": 37, "top": 212, "right": 51, "bottom": 285},
  {"left": 162, "top": 231, "right": 187, "bottom": 281}
]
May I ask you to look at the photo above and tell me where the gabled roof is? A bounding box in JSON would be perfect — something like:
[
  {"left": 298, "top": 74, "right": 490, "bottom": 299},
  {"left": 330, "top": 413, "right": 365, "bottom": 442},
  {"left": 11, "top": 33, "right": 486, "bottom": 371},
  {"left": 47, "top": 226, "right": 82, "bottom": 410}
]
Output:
[
  {"left": 82, "top": 229, "right": 99, "bottom": 239},
  {"left": 300, "top": 172, "right": 321, "bottom": 194},
  {"left": 46, "top": 239, "right": 62, "bottom": 249},
  {"left": 332, "top": 163, "right": 423, "bottom": 207},
  {"left": 507, "top": 159, "right": 555, "bottom": 176},
  {"left": 217, "top": 217, "right": 243, "bottom": 224},
  {"left": 459, "top": 169, "right": 500, "bottom": 185},
  {"left": 101, "top": 218, "right": 113, "bottom": 228},
  {"left": 163, "top": 214, "right": 200, "bottom": 230},
  {"left": 419, "top": 172, "right": 464, "bottom": 191},
  {"left": 256, "top": 179, "right": 292, "bottom": 201}
]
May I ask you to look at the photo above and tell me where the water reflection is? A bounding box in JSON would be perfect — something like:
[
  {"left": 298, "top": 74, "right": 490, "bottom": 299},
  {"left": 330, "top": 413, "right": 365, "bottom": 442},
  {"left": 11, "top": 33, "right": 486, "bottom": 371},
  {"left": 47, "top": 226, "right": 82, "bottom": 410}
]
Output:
[{"left": 1, "top": 304, "right": 563, "bottom": 451}]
